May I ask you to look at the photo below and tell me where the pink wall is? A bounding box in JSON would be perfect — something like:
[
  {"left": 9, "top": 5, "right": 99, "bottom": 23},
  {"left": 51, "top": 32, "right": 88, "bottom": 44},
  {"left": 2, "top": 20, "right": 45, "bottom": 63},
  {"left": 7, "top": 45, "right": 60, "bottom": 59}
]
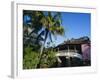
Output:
[{"left": 81, "top": 44, "right": 91, "bottom": 61}]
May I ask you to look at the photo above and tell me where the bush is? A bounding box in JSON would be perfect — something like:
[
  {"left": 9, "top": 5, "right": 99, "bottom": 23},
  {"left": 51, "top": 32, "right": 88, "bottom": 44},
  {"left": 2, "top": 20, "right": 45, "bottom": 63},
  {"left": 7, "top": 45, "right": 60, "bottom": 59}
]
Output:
[
  {"left": 23, "top": 46, "right": 39, "bottom": 69},
  {"left": 40, "top": 49, "right": 57, "bottom": 68},
  {"left": 23, "top": 46, "right": 57, "bottom": 69}
]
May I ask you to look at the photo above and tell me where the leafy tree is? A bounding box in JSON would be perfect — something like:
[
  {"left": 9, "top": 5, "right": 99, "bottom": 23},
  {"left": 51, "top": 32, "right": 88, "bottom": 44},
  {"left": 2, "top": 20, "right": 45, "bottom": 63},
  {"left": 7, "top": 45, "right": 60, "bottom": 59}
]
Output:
[
  {"left": 36, "top": 12, "right": 65, "bottom": 68},
  {"left": 23, "top": 11, "right": 44, "bottom": 68},
  {"left": 23, "top": 10, "right": 65, "bottom": 68},
  {"left": 23, "top": 11, "right": 44, "bottom": 49}
]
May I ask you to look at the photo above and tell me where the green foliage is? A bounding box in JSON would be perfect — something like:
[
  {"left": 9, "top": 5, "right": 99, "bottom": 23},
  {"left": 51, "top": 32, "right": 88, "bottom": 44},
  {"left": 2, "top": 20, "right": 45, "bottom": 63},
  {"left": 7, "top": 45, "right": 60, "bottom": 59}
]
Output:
[
  {"left": 23, "top": 46, "right": 57, "bottom": 69},
  {"left": 40, "top": 49, "right": 57, "bottom": 68},
  {"left": 36, "top": 12, "right": 65, "bottom": 68},
  {"left": 23, "top": 46, "right": 39, "bottom": 69},
  {"left": 23, "top": 10, "right": 65, "bottom": 69}
]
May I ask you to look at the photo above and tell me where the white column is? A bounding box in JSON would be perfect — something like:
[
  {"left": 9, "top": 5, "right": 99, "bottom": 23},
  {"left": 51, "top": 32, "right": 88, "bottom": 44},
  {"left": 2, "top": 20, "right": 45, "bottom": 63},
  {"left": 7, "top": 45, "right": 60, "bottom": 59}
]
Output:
[
  {"left": 74, "top": 45, "right": 77, "bottom": 53},
  {"left": 67, "top": 45, "right": 71, "bottom": 66},
  {"left": 57, "top": 57, "right": 62, "bottom": 63}
]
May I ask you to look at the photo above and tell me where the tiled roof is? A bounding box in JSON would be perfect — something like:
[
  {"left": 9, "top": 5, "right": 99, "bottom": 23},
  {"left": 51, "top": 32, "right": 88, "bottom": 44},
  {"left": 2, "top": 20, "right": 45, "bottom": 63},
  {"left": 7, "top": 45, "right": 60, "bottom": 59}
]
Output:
[{"left": 56, "top": 36, "right": 90, "bottom": 47}]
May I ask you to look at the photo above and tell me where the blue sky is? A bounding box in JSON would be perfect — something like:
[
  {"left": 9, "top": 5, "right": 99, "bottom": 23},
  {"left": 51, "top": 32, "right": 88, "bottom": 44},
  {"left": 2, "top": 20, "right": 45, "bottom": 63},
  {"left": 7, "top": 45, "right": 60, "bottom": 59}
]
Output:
[{"left": 53, "top": 12, "right": 91, "bottom": 46}]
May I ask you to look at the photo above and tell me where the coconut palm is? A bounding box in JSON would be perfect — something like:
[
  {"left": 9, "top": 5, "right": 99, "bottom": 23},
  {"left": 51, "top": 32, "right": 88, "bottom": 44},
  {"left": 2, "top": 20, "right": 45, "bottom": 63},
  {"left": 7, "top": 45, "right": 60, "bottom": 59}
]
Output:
[
  {"left": 23, "top": 11, "right": 65, "bottom": 68},
  {"left": 36, "top": 12, "right": 65, "bottom": 68}
]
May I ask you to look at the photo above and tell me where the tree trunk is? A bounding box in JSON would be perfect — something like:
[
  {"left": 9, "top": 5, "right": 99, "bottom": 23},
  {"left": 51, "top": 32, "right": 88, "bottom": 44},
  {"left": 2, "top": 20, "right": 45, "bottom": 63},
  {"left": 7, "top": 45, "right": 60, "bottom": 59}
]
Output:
[{"left": 36, "top": 30, "right": 48, "bottom": 68}]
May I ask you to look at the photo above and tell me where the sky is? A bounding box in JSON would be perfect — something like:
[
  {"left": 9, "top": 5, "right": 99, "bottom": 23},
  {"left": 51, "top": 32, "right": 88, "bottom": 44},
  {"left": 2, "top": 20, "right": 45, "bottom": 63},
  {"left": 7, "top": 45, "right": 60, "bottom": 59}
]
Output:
[{"left": 53, "top": 12, "right": 91, "bottom": 46}]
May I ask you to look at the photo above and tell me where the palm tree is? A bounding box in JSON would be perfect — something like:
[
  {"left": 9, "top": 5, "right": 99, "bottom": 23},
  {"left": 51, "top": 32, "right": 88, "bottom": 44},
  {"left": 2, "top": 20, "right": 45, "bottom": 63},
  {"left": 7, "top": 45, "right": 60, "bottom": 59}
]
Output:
[
  {"left": 23, "top": 11, "right": 44, "bottom": 49},
  {"left": 36, "top": 12, "right": 65, "bottom": 68},
  {"left": 23, "top": 11, "right": 45, "bottom": 68},
  {"left": 23, "top": 11, "right": 65, "bottom": 68}
]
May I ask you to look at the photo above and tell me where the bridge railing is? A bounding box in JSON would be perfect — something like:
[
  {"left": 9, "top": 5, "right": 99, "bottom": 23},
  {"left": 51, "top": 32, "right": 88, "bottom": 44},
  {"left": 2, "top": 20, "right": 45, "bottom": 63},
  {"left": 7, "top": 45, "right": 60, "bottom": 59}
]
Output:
[
  {"left": 56, "top": 50, "right": 82, "bottom": 59},
  {"left": 57, "top": 50, "right": 78, "bottom": 53}
]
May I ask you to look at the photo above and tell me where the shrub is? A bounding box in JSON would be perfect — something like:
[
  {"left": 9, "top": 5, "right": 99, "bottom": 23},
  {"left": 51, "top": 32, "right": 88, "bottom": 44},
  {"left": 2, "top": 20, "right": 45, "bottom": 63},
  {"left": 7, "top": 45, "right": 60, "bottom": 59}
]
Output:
[
  {"left": 23, "top": 46, "right": 39, "bottom": 69},
  {"left": 40, "top": 49, "right": 57, "bottom": 68}
]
